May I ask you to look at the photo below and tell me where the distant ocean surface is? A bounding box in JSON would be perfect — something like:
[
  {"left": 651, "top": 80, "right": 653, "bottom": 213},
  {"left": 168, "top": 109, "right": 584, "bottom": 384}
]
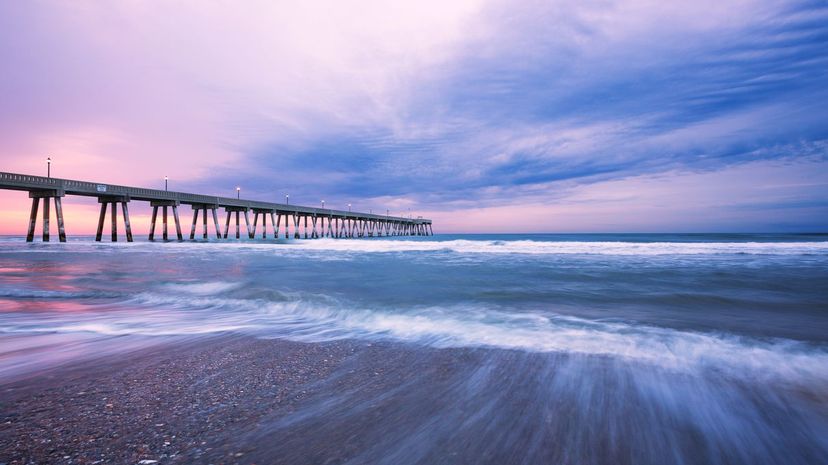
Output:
[{"left": 2, "top": 233, "right": 828, "bottom": 463}]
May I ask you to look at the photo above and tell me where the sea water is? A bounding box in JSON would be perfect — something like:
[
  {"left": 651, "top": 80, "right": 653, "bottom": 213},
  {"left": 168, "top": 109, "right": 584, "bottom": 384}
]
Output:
[{"left": 1, "top": 233, "right": 827, "bottom": 464}]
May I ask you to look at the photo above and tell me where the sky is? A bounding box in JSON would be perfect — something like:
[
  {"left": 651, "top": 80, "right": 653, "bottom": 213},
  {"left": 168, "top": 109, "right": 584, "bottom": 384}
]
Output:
[{"left": 0, "top": 0, "right": 826, "bottom": 233}]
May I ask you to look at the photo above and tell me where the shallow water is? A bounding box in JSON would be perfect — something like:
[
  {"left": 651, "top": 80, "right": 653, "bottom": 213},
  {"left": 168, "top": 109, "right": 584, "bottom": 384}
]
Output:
[{"left": 1, "top": 233, "right": 827, "bottom": 463}]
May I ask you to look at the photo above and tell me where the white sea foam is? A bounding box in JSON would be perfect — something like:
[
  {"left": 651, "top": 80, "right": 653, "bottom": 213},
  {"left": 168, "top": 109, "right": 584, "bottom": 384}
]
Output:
[
  {"left": 4, "top": 288, "right": 826, "bottom": 383},
  {"left": 291, "top": 239, "right": 828, "bottom": 255},
  {"left": 74, "top": 239, "right": 828, "bottom": 256},
  {"left": 286, "top": 239, "right": 828, "bottom": 255},
  {"left": 6, "top": 235, "right": 827, "bottom": 256},
  {"left": 163, "top": 281, "right": 242, "bottom": 295}
]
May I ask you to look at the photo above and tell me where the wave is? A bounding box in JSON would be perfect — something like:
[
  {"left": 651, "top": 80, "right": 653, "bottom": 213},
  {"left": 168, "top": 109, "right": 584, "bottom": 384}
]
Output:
[
  {"left": 5, "top": 237, "right": 827, "bottom": 256},
  {"left": 162, "top": 281, "right": 243, "bottom": 295},
  {"left": 286, "top": 239, "right": 828, "bottom": 255},
  {"left": 3, "top": 288, "right": 826, "bottom": 383}
]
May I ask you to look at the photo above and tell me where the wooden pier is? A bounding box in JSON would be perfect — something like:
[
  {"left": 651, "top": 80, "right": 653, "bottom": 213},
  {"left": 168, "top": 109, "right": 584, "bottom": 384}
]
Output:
[{"left": 0, "top": 171, "right": 433, "bottom": 242}]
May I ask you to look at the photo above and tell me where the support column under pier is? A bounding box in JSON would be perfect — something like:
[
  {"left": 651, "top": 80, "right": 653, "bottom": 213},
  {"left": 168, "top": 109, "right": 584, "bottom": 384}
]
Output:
[
  {"left": 110, "top": 202, "right": 117, "bottom": 242},
  {"left": 26, "top": 197, "right": 39, "bottom": 242},
  {"left": 274, "top": 212, "right": 282, "bottom": 238},
  {"left": 251, "top": 209, "right": 273, "bottom": 239},
  {"left": 223, "top": 207, "right": 250, "bottom": 240},
  {"left": 162, "top": 207, "right": 168, "bottom": 241},
  {"left": 26, "top": 190, "right": 67, "bottom": 243},
  {"left": 244, "top": 210, "right": 253, "bottom": 239},
  {"left": 202, "top": 207, "right": 208, "bottom": 239},
  {"left": 149, "top": 200, "right": 182, "bottom": 241},
  {"left": 189, "top": 209, "right": 199, "bottom": 240},
  {"left": 122, "top": 203, "right": 133, "bottom": 242},
  {"left": 94, "top": 195, "right": 133, "bottom": 242},
  {"left": 260, "top": 210, "right": 268, "bottom": 239},
  {"left": 189, "top": 204, "right": 221, "bottom": 240},
  {"left": 212, "top": 209, "right": 221, "bottom": 239}
]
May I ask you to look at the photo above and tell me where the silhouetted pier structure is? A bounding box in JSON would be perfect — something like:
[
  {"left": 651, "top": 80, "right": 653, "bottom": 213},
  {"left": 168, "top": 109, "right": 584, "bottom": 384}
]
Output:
[{"left": 0, "top": 172, "right": 433, "bottom": 242}]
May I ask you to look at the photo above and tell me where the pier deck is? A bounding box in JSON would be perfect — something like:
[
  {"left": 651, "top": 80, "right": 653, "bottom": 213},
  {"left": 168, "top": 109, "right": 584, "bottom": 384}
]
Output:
[{"left": 0, "top": 171, "right": 432, "bottom": 242}]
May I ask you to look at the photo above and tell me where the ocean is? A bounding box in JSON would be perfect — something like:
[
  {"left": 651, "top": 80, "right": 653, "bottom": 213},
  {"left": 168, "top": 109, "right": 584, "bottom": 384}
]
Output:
[{"left": 1, "top": 233, "right": 827, "bottom": 464}]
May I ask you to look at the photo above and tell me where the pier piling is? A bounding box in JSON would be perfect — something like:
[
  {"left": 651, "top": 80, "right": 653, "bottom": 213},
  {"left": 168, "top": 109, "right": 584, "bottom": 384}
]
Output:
[
  {"left": 26, "top": 190, "right": 67, "bottom": 243},
  {"left": 26, "top": 197, "right": 39, "bottom": 242},
  {"left": 191, "top": 204, "right": 221, "bottom": 240},
  {"left": 149, "top": 200, "right": 181, "bottom": 241},
  {"left": 122, "top": 202, "right": 133, "bottom": 242},
  {"left": 189, "top": 209, "right": 199, "bottom": 240},
  {"left": 162, "top": 206, "right": 168, "bottom": 241},
  {"left": 94, "top": 196, "right": 132, "bottom": 242},
  {"left": 43, "top": 196, "right": 50, "bottom": 242}
]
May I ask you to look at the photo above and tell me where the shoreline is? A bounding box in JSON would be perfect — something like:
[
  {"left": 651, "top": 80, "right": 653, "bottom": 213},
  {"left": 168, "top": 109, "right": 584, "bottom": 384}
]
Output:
[
  {"left": 0, "top": 335, "right": 365, "bottom": 464},
  {"left": 0, "top": 335, "right": 481, "bottom": 464},
  {"left": 2, "top": 333, "right": 827, "bottom": 464}
]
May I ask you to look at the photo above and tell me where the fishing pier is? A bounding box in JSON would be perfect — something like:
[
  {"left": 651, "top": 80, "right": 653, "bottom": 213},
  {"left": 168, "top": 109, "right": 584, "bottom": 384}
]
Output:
[{"left": 0, "top": 171, "right": 433, "bottom": 242}]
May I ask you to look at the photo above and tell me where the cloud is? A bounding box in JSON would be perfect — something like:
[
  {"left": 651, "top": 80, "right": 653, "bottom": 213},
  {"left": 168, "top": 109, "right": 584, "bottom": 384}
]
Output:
[
  {"left": 0, "top": 0, "right": 826, "bottom": 232},
  {"left": 421, "top": 156, "right": 828, "bottom": 232}
]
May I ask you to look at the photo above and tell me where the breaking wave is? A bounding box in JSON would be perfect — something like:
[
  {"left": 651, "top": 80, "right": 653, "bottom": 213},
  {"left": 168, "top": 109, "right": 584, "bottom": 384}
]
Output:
[
  {"left": 25, "top": 238, "right": 828, "bottom": 256},
  {"left": 6, "top": 237, "right": 828, "bottom": 256},
  {"left": 283, "top": 239, "right": 828, "bottom": 256},
  {"left": 2, "top": 283, "right": 826, "bottom": 383}
]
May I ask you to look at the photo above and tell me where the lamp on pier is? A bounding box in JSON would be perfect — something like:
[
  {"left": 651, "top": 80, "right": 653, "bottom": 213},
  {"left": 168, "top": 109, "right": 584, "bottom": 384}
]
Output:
[
  {"left": 47, "top": 157, "right": 51, "bottom": 178},
  {"left": 348, "top": 203, "right": 351, "bottom": 212},
  {"left": 321, "top": 199, "right": 325, "bottom": 208},
  {"left": 165, "top": 176, "right": 168, "bottom": 191},
  {"left": 236, "top": 186, "right": 241, "bottom": 199},
  {"left": 285, "top": 194, "right": 289, "bottom": 205}
]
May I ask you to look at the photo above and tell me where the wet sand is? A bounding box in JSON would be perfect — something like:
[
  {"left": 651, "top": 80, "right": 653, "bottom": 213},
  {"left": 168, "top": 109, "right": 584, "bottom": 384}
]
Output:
[
  {"left": 0, "top": 335, "right": 478, "bottom": 464},
  {"left": 3, "top": 334, "right": 827, "bottom": 465}
]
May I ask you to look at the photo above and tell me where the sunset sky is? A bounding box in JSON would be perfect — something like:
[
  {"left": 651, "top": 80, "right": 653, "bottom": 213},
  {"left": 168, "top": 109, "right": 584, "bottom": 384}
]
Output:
[{"left": 1, "top": 0, "right": 826, "bottom": 233}]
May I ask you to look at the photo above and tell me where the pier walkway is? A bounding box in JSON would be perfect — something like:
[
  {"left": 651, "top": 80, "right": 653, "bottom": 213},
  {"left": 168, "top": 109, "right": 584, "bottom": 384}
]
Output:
[{"left": 0, "top": 171, "right": 433, "bottom": 242}]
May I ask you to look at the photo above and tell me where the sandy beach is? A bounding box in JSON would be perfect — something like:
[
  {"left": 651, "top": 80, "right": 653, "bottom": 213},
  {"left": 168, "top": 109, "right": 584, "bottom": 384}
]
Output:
[
  {"left": 2, "top": 236, "right": 827, "bottom": 464},
  {"left": 6, "top": 331, "right": 826, "bottom": 465},
  {"left": 1, "top": 336, "right": 478, "bottom": 464},
  {"left": 1, "top": 335, "right": 358, "bottom": 464}
]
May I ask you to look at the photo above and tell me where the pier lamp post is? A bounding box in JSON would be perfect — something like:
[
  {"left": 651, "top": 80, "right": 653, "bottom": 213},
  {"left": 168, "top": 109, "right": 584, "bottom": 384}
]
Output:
[
  {"left": 165, "top": 176, "right": 168, "bottom": 191},
  {"left": 285, "top": 194, "right": 289, "bottom": 205},
  {"left": 348, "top": 203, "right": 351, "bottom": 212},
  {"left": 47, "top": 157, "right": 51, "bottom": 178},
  {"left": 236, "top": 186, "right": 240, "bottom": 199},
  {"left": 321, "top": 200, "right": 325, "bottom": 208}
]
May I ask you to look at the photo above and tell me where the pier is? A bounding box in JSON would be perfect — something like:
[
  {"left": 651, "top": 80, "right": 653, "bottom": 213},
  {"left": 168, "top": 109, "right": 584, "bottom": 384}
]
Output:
[{"left": 0, "top": 172, "right": 433, "bottom": 242}]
